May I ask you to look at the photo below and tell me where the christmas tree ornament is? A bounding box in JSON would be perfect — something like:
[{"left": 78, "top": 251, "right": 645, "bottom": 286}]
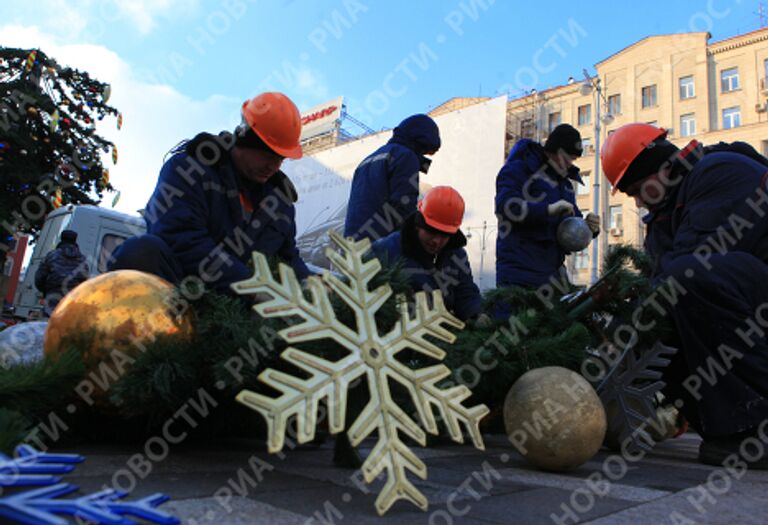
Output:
[
  {"left": 26, "top": 106, "right": 38, "bottom": 117},
  {"left": 51, "top": 189, "right": 62, "bottom": 209},
  {"left": 0, "top": 445, "right": 82, "bottom": 487},
  {"left": 20, "top": 149, "right": 28, "bottom": 156},
  {"left": 24, "top": 50, "right": 37, "bottom": 73},
  {"left": 233, "top": 231, "right": 489, "bottom": 516},
  {"left": 117, "top": 112, "right": 123, "bottom": 130},
  {"left": 111, "top": 145, "right": 118, "bottom": 164},
  {"left": 0, "top": 483, "right": 179, "bottom": 524},
  {"left": 102, "top": 84, "right": 111, "bottom": 102},
  {"left": 0, "top": 321, "right": 48, "bottom": 367},
  {"left": 504, "top": 366, "right": 606, "bottom": 471},
  {"left": 49, "top": 109, "right": 59, "bottom": 132},
  {"left": 43, "top": 270, "right": 194, "bottom": 377},
  {"left": 100, "top": 168, "right": 109, "bottom": 190},
  {"left": 557, "top": 217, "right": 593, "bottom": 253},
  {"left": 0, "top": 446, "right": 179, "bottom": 524},
  {"left": 596, "top": 341, "right": 678, "bottom": 453}
]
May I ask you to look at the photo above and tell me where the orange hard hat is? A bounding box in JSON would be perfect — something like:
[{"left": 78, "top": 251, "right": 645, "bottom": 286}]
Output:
[
  {"left": 417, "top": 186, "right": 465, "bottom": 234},
  {"left": 241, "top": 92, "right": 303, "bottom": 159},
  {"left": 601, "top": 123, "right": 667, "bottom": 191}
]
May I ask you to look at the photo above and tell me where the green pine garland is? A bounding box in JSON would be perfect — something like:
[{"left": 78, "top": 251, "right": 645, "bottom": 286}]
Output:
[{"left": 0, "top": 244, "right": 671, "bottom": 450}]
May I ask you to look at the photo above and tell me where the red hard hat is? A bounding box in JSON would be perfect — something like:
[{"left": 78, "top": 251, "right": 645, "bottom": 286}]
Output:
[
  {"left": 417, "top": 186, "right": 465, "bottom": 234},
  {"left": 241, "top": 92, "right": 303, "bottom": 159},
  {"left": 601, "top": 123, "right": 667, "bottom": 191}
]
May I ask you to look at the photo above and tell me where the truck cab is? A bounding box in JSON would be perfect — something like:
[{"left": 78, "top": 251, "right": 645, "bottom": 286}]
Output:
[{"left": 14, "top": 205, "right": 146, "bottom": 320}]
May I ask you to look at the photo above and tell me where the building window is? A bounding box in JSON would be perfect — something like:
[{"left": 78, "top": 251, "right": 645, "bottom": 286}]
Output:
[
  {"left": 577, "top": 104, "right": 591, "bottom": 126},
  {"left": 520, "top": 118, "right": 534, "bottom": 139},
  {"left": 680, "top": 113, "right": 696, "bottom": 137},
  {"left": 548, "top": 112, "right": 561, "bottom": 133},
  {"left": 574, "top": 248, "right": 590, "bottom": 270},
  {"left": 641, "top": 85, "right": 657, "bottom": 108},
  {"left": 607, "top": 94, "right": 621, "bottom": 115},
  {"left": 679, "top": 75, "right": 695, "bottom": 99},
  {"left": 722, "top": 106, "right": 741, "bottom": 129},
  {"left": 98, "top": 234, "right": 128, "bottom": 273},
  {"left": 721, "top": 67, "right": 740, "bottom": 92},
  {"left": 609, "top": 205, "right": 623, "bottom": 233},
  {"left": 764, "top": 59, "right": 768, "bottom": 88},
  {"left": 578, "top": 172, "right": 591, "bottom": 195}
]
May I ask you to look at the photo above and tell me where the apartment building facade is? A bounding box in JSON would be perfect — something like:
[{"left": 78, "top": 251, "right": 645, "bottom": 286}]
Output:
[{"left": 505, "top": 28, "right": 768, "bottom": 283}]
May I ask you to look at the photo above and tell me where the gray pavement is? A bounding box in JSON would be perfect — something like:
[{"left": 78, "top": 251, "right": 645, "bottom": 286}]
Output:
[{"left": 58, "top": 433, "right": 768, "bottom": 525}]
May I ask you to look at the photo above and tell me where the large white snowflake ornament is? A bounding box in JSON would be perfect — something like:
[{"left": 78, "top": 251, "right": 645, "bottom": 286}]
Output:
[{"left": 232, "top": 231, "right": 489, "bottom": 515}]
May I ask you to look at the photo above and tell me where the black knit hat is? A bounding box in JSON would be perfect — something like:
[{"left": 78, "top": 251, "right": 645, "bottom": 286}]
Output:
[
  {"left": 544, "top": 124, "right": 583, "bottom": 157},
  {"left": 61, "top": 230, "right": 77, "bottom": 243},
  {"left": 616, "top": 139, "right": 680, "bottom": 191}
]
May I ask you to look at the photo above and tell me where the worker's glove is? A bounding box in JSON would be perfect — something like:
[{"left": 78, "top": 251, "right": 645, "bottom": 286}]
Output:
[
  {"left": 585, "top": 212, "right": 601, "bottom": 236},
  {"left": 547, "top": 200, "right": 575, "bottom": 217}
]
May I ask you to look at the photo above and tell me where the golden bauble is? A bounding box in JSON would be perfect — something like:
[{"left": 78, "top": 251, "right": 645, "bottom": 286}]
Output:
[
  {"left": 504, "top": 367, "right": 606, "bottom": 471},
  {"left": 44, "top": 270, "right": 194, "bottom": 368}
]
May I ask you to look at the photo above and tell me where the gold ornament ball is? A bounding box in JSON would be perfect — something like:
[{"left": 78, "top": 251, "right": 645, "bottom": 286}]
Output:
[
  {"left": 44, "top": 270, "right": 194, "bottom": 368},
  {"left": 504, "top": 367, "right": 606, "bottom": 471}
]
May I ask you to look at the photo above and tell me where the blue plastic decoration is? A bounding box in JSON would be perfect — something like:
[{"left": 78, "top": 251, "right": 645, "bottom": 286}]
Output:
[
  {"left": 0, "top": 446, "right": 83, "bottom": 487},
  {"left": 0, "top": 483, "right": 180, "bottom": 525}
]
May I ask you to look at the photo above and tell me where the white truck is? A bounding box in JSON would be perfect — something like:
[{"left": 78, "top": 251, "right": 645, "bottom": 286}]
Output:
[{"left": 13, "top": 205, "right": 146, "bottom": 320}]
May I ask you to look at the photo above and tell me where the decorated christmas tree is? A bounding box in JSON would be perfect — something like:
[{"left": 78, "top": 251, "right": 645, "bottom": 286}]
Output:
[{"left": 0, "top": 47, "right": 121, "bottom": 258}]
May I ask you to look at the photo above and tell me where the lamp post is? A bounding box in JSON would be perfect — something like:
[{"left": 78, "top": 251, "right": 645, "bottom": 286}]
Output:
[
  {"left": 465, "top": 220, "right": 497, "bottom": 288},
  {"left": 580, "top": 69, "right": 614, "bottom": 284}
]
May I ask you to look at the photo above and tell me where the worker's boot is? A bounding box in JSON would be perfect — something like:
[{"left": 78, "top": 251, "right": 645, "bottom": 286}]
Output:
[{"left": 698, "top": 427, "right": 768, "bottom": 470}]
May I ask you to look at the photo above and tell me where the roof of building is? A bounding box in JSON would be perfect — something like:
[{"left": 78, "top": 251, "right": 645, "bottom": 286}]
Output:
[
  {"left": 428, "top": 97, "right": 490, "bottom": 117},
  {"left": 595, "top": 32, "right": 710, "bottom": 67}
]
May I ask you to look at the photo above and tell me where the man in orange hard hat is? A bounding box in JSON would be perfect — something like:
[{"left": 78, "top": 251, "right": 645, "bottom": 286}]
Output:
[
  {"left": 603, "top": 122, "right": 768, "bottom": 469},
  {"left": 111, "top": 92, "right": 309, "bottom": 291},
  {"left": 371, "top": 186, "right": 485, "bottom": 323}
]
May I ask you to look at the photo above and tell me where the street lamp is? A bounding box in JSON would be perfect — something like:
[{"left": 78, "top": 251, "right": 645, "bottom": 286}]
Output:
[{"left": 580, "top": 69, "right": 614, "bottom": 284}]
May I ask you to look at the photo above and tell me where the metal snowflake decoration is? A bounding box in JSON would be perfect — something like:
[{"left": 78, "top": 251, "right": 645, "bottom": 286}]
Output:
[
  {"left": 596, "top": 340, "right": 678, "bottom": 453},
  {"left": 0, "top": 483, "right": 179, "bottom": 525},
  {"left": 232, "top": 231, "right": 489, "bottom": 515},
  {"left": 0, "top": 445, "right": 83, "bottom": 487}
]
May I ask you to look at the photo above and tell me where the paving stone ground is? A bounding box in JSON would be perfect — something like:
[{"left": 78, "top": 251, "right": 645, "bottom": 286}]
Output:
[{"left": 57, "top": 432, "right": 768, "bottom": 524}]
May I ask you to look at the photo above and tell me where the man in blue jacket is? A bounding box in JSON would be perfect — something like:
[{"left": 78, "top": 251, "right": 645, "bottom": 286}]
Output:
[
  {"left": 111, "top": 92, "right": 309, "bottom": 292},
  {"left": 35, "top": 229, "right": 90, "bottom": 315},
  {"left": 603, "top": 123, "right": 768, "bottom": 469},
  {"left": 495, "top": 124, "right": 600, "bottom": 288},
  {"left": 344, "top": 114, "right": 440, "bottom": 242},
  {"left": 371, "top": 186, "right": 484, "bottom": 323}
]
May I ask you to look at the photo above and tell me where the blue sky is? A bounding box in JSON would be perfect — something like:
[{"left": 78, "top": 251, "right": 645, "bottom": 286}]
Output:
[{"left": 0, "top": 0, "right": 763, "bottom": 211}]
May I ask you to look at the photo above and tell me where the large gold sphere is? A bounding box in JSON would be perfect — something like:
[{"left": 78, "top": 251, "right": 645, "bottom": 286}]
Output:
[
  {"left": 504, "top": 367, "right": 606, "bottom": 471},
  {"left": 44, "top": 270, "right": 194, "bottom": 365}
]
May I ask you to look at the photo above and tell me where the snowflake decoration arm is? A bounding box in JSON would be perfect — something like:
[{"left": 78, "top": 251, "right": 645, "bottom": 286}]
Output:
[
  {"left": 0, "top": 445, "right": 83, "bottom": 487},
  {"left": 597, "top": 341, "right": 678, "bottom": 452},
  {"left": 0, "top": 483, "right": 179, "bottom": 525},
  {"left": 233, "top": 231, "right": 489, "bottom": 516}
]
